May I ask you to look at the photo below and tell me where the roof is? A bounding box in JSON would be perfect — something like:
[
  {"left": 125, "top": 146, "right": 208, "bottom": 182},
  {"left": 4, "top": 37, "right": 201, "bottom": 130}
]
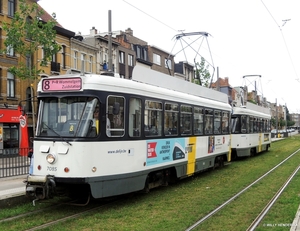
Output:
[
  {"left": 38, "top": 4, "right": 63, "bottom": 28},
  {"left": 37, "top": 4, "right": 75, "bottom": 38}
]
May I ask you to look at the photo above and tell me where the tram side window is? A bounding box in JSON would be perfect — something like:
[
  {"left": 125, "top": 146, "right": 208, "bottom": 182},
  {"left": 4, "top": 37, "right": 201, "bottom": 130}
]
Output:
[
  {"left": 258, "top": 118, "right": 263, "bottom": 132},
  {"left": 144, "top": 100, "right": 162, "bottom": 137},
  {"left": 222, "top": 112, "right": 229, "bottom": 134},
  {"left": 194, "top": 107, "right": 204, "bottom": 135},
  {"left": 266, "top": 119, "right": 270, "bottom": 132},
  {"left": 129, "top": 98, "right": 141, "bottom": 137},
  {"left": 214, "top": 110, "right": 221, "bottom": 134},
  {"left": 241, "top": 115, "right": 247, "bottom": 133},
  {"left": 107, "top": 96, "right": 125, "bottom": 137},
  {"left": 204, "top": 109, "right": 213, "bottom": 134},
  {"left": 262, "top": 119, "right": 265, "bottom": 132},
  {"left": 232, "top": 116, "right": 241, "bottom": 134},
  {"left": 253, "top": 118, "right": 258, "bottom": 133},
  {"left": 180, "top": 105, "right": 192, "bottom": 135},
  {"left": 249, "top": 116, "right": 254, "bottom": 133},
  {"left": 164, "top": 103, "right": 178, "bottom": 136}
]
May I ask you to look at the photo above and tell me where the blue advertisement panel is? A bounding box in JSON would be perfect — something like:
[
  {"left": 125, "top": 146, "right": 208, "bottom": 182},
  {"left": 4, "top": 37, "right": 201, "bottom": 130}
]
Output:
[{"left": 146, "top": 138, "right": 186, "bottom": 166}]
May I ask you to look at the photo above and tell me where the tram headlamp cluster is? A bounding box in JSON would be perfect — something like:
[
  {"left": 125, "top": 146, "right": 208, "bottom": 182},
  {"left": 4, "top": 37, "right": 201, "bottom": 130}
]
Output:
[{"left": 46, "top": 153, "right": 56, "bottom": 164}]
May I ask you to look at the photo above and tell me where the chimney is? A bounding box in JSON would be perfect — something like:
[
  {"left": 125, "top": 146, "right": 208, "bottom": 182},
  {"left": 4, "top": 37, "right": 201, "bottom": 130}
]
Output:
[
  {"left": 225, "top": 77, "right": 229, "bottom": 85},
  {"left": 125, "top": 28, "right": 133, "bottom": 36},
  {"left": 90, "top": 27, "right": 98, "bottom": 36}
]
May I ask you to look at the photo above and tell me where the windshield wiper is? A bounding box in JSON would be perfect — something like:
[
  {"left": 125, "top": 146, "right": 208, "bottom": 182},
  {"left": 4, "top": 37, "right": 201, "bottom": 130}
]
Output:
[{"left": 42, "top": 122, "right": 72, "bottom": 146}]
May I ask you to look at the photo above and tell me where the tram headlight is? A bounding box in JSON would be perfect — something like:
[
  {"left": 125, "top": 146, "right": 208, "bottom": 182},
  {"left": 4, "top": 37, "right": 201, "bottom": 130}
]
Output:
[{"left": 46, "top": 153, "right": 56, "bottom": 164}]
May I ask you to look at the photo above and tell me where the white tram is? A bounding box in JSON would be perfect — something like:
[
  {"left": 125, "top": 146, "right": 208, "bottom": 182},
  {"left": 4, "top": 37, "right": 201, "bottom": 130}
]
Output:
[
  {"left": 26, "top": 64, "right": 232, "bottom": 201},
  {"left": 230, "top": 103, "right": 271, "bottom": 158}
]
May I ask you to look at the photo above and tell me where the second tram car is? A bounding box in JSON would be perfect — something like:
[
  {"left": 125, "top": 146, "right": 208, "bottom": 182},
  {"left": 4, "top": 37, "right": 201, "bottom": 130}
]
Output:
[
  {"left": 26, "top": 64, "right": 232, "bottom": 201},
  {"left": 230, "top": 103, "right": 271, "bottom": 158}
]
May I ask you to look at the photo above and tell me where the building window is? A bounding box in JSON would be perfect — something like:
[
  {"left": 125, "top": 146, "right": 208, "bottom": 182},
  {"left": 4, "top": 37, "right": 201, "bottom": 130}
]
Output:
[
  {"left": 7, "top": 72, "right": 15, "bottom": 98},
  {"left": 26, "top": 53, "right": 32, "bottom": 69},
  {"left": 8, "top": 0, "right": 16, "bottom": 17},
  {"left": 103, "top": 53, "right": 108, "bottom": 64},
  {"left": 153, "top": 53, "right": 161, "bottom": 65},
  {"left": 6, "top": 45, "right": 14, "bottom": 56},
  {"left": 119, "top": 51, "right": 125, "bottom": 64},
  {"left": 128, "top": 54, "right": 133, "bottom": 66},
  {"left": 61, "top": 45, "right": 66, "bottom": 69},
  {"left": 3, "top": 124, "right": 19, "bottom": 149},
  {"left": 42, "top": 47, "right": 45, "bottom": 60},
  {"left": 74, "top": 51, "right": 78, "bottom": 69},
  {"left": 25, "top": 16, "right": 33, "bottom": 40},
  {"left": 89, "top": 56, "right": 93, "bottom": 72},
  {"left": 81, "top": 53, "right": 86, "bottom": 72},
  {"left": 52, "top": 52, "right": 57, "bottom": 62},
  {"left": 135, "top": 45, "right": 148, "bottom": 61},
  {"left": 26, "top": 87, "right": 32, "bottom": 113},
  {"left": 136, "top": 46, "right": 141, "bottom": 59},
  {"left": 165, "top": 58, "right": 172, "bottom": 69}
]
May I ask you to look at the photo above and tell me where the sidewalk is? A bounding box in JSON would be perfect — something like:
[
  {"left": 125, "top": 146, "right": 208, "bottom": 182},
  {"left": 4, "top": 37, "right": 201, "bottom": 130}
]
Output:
[
  {"left": 0, "top": 175, "right": 26, "bottom": 199},
  {"left": 0, "top": 174, "right": 27, "bottom": 207}
]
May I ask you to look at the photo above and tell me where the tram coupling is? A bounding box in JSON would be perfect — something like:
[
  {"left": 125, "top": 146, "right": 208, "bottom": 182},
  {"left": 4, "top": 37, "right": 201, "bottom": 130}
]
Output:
[{"left": 26, "top": 175, "right": 56, "bottom": 203}]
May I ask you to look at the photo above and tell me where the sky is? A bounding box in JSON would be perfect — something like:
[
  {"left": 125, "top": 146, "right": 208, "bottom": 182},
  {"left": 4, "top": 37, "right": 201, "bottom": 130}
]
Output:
[{"left": 38, "top": 0, "right": 300, "bottom": 113}]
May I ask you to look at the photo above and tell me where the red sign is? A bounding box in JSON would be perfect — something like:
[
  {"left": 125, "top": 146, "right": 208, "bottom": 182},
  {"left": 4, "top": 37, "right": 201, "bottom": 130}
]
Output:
[
  {"left": 42, "top": 78, "right": 82, "bottom": 91},
  {"left": 147, "top": 142, "right": 157, "bottom": 158},
  {"left": 0, "top": 108, "right": 22, "bottom": 122}
]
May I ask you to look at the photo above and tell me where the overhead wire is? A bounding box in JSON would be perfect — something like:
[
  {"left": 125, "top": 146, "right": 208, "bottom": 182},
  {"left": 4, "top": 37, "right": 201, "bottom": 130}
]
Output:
[
  {"left": 122, "top": 0, "right": 178, "bottom": 32},
  {"left": 261, "top": 0, "right": 299, "bottom": 81},
  {"left": 260, "top": 0, "right": 300, "bottom": 113}
]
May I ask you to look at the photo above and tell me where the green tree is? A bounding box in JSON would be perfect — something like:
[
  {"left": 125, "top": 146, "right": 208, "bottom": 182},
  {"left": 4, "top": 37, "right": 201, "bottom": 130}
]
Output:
[
  {"left": 193, "top": 57, "right": 211, "bottom": 87},
  {"left": 285, "top": 106, "right": 295, "bottom": 127},
  {"left": 271, "top": 117, "right": 276, "bottom": 128},
  {"left": 1, "top": 0, "right": 60, "bottom": 79}
]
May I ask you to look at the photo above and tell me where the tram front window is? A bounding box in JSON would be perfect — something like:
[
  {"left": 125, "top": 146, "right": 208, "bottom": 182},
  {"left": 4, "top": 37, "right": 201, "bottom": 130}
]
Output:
[{"left": 36, "top": 97, "right": 100, "bottom": 138}]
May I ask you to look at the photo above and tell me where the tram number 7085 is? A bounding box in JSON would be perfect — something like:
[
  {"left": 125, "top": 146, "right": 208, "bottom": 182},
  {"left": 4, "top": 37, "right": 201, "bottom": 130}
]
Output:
[{"left": 47, "top": 166, "right": 57, "bottom": 171}]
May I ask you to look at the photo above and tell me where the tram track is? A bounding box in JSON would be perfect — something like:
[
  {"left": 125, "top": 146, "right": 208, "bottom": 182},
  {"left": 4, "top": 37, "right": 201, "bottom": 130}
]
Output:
[
  {"left": 0, "top": 203, "right": 61, "bottom": 223},
  {"left": 23, "top": 198, "right": 122, "bottom": 231},
  {"left": 246, "top": 164, "right": 300, "bottom": 231},
  {"left": 0, "top": 197, "right": 121, "bottom": 231},
  {"left": 24, "top": 204, "right": 102, "bottom": 231},
  {"left": 185, "top": 147, "right": 300, "bottom": 231}
]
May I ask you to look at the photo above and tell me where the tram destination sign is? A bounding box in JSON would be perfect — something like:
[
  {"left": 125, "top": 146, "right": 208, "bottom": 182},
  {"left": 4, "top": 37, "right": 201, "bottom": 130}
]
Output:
[{"left": 42, "top": 78, "right": 82, "bottom": 91}]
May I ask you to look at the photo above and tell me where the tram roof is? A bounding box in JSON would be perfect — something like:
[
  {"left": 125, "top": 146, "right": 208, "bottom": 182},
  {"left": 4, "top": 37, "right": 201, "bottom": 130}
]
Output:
[
  {"left": 131, "top": 64, "right": 229, "bottom": 104},
  {"left": 232, "top": 103, "right": 271, "bottom": 118}
]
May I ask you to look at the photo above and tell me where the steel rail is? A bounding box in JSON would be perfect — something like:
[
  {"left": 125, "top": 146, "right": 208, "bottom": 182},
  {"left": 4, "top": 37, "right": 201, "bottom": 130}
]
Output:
[
  {"left": 185, "top": 147, "right": 300, "bottom": 231},
  {"left": 247, "top": 164, "right": 300, "bottom": 231}
]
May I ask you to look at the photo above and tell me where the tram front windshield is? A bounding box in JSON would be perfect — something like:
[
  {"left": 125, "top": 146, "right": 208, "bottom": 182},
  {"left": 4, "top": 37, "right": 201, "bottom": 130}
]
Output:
[{"left": 36, "top": 97, "right": 99, "bottom": 138}]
